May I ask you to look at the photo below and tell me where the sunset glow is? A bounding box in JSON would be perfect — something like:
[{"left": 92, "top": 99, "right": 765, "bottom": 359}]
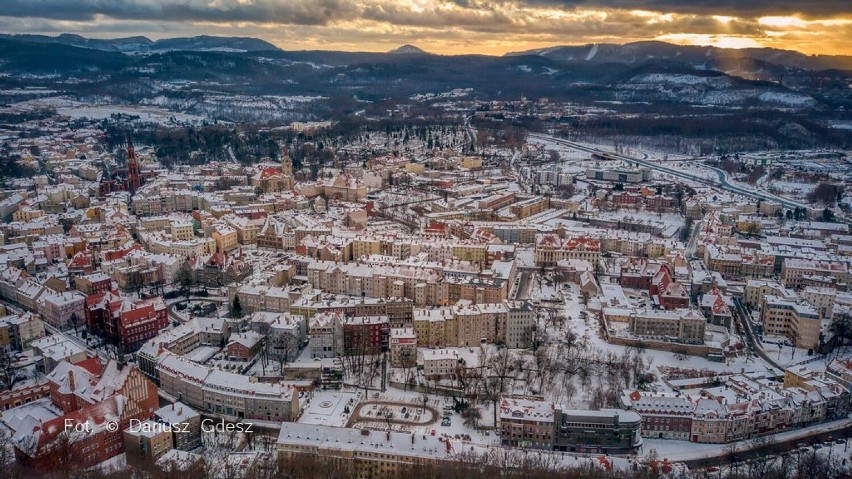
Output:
[{"left": 0, "top": 1, "right": 850, "bottom": 55}]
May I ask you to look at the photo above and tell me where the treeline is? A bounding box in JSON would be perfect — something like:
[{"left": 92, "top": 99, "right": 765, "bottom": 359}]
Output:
[
  {"left": 553, "top": 112, "right": 852, "bottom": 153},
  {"left": 808, "top": 182, "right": 846, "bottom": 206},
  {"left": 0, "top": 139, "right": 40, "bottom": 184},
  {"left": 103, "top": 124, "right": 289, "bottom": 167},
  {"left": 101, "top": 114, "right": 471, "bottom": 171}
]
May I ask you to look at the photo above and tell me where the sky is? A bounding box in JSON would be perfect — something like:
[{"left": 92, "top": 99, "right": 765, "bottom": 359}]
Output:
[{"left": 1, "top": 0, "right": 851, "bottom": 56}]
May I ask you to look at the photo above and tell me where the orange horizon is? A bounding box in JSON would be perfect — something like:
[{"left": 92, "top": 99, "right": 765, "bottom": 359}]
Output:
[{"left": 10, "top": 8, "right": 852, "bottom": 57}]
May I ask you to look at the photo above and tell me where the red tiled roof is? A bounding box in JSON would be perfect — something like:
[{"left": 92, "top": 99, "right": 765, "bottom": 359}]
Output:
[
  {"left": 259, "top": 167, "right": 282, "bottom": 180},
  {"left": 22, "top": 395, "right": 126, "bottom": 456},
  {"left": 75, "top": 357, "right": 104, "bottom": 376},
  {"left": 119, "top": 305, "right": 158, "bottom": 326}
]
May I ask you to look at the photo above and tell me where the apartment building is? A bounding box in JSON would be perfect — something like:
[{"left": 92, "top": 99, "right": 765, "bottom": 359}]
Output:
[
  {"left": 37, "top": 289, "right": 86, "bottom": 327},
  {"left": 628, "top": 309, "right": 706, "bottom": 344},
  {"left": 308, "top": 311, "right": 344, "bottom": 359},
  {"left": 156, "top": 353, "right": 305, "bottom": 422},
  {"left": 170, "top": 221, "right": 194, "bottom": 241},
  {"left": 412, "top": 307, "right": 453, "bottom": 348},
  {"left": 2, "top": 312, "right": 45, "bottom": 350},
  {"left": 250, "top": 311, "right": 307, "bottom": 362},
  {"left": 505, "top": 301, "right": 535, "bottom": 349},
  {"left": 782, "top": 258, "right": 849, "bottom": 290},
  {"left": 226, "top": 331, "right": 265, "bottom": 361},
  {"left": 154, "top": 401, "right": 202, "bottom": 451},
  {"left": 342, "top": 315, "right": 390, "bottom": 355},
  {"left": 389, "top": 328, "right": 417, "bottom": 368},
  {"left": 510, "top": 196, "right": 550, "bottom": 219},
  {"left": 211, "top": 224, "right": 238, "bottom": 253},
  {"left": 760, "top": 294, "right": 822, "bottom": 349},
  {"left": 499, "top": 396, "right": 555, "bottom": 449},
  {"left": 136, "top": 317, "right": 230, "bottom": 380},
  {"left": 743, "top": 279, "right": 791, "bottom": 309},
  {"left": 123, "top": 420, "right": 174, "bottom": 461},
  {"left": 230, "top": 283, "right": 304, "bottom": 314},
  {"left": 621, "top": 391, "right": 693, "bottom": 440},
  {"left": 422, "top": 347, "right": 480, "bottom": 379},
  {"left": 74, "top": 272, "right": 112, "bottom": 295}
]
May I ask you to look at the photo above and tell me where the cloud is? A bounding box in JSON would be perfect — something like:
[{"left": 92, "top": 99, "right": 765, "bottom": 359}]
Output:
[
  {"left": 512, "top": 0, "right": 852, "bottom": 18},
  {"left": 0, "top": 0, "right": 849, "bottom": 55},
  {"left": 1, "top": 0, "right": 354, "bottom": 25}
]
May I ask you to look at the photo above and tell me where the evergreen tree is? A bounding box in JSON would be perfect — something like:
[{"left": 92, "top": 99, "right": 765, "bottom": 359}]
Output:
[{"left": 231, "top": 296, "right": 244, "bottom": 319}]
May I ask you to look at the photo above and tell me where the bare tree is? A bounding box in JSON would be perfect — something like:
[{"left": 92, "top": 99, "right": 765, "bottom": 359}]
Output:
[
  {"left": 0, "top": 348, "right": 16, "bottom": 391},
  {"left": 480, "top": 348, "right": 515, "bottom": 427},
  {"left": 745, "top": 435, "right": 777, "bottom": 478}
]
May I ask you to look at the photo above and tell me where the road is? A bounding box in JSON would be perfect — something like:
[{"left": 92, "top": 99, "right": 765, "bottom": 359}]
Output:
[
  {"left": 528, "top": 133, "right": 811, "bottom": 211},
  {"left": 732, "top": 296, "right": 782, "bottom": 371},
  {"left": 685, "top": 218, "right": 703, "bottom": 259},
  {"left": 514, "top": 271, "right": 534, "bottom": 300},
  {"left": 678, "top": 419, "right": 852, "bottom": 471}
]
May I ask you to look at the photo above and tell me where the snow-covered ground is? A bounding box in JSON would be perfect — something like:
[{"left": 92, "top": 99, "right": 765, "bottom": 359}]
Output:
[
  {"left": 767, "top": 180, "right": 817, "bottom": 197},
  {"left": 57, "top": 103, "right": 207, "bottom": 125}
]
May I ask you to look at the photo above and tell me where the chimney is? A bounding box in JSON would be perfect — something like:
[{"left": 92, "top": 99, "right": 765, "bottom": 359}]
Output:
[{"left": 68, "top": 370, "right": 75, "bottom": 391}]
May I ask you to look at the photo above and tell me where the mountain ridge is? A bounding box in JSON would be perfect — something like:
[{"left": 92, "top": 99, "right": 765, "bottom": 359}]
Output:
[
  {"left": 0, "top": 33, "right": 280, "bottom": 53},
  {"left": 506, "top": 40, "right": 852, "bottom": 72},
  {"left": 2, "top": 33, "right": 850, "bottom": 72}
]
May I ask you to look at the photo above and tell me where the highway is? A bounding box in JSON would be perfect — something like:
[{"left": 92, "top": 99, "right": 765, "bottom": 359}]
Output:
[{"left": 528, "top": 133, "right": 810, "bottom": 211}]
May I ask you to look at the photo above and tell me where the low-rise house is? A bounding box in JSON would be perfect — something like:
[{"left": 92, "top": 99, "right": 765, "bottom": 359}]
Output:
[{"left": 226, "top": 331, "right": 264, "bottom": 361}]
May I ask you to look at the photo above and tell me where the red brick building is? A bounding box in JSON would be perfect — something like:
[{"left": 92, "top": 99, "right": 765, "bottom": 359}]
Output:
[
  {"left": 619, "top": 258, "right": 665, "bottom": 290},
  {"left": 117, "top": 300, "right": 169, "bottom": 352},
  {"left": 84, "top": 292, "right": 168, "bottom": 352},
  {"left": 0, "top": 381, "right": 51, "bottom": 411},
  {"left": 48, "top": 358, "right": 105, "bottom": 413},
  {"left": 47, "top": 358, "right": 159, "bottom": 416},
  {"left": 650, "top": 268, "right": 690, "bottom": 310},
  {"left": 84, "top": 290, "right": 122, "bottom": 338},
  {"left": 14, "top": 395, "right": 131, "bottom": 472},
  {"left": 226, "top": 332, "right": 264, "bottom": 361},
  {"left": 624, "top": 390, "right": 693, "bottom": 441},
  {"left": 343, "top": 316, "right": 390, "bottom": 356},
  {"left": 610, "top": 191, "right": 642, "bottom": 206},
  {"left": 646, "top": 195, "right": 675, "bottom": 211},
  {"left": 18, "top": 360, "right": 160, "bottom": 472}
]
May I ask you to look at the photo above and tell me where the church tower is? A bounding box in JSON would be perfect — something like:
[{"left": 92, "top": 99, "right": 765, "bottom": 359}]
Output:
[
  {"left": 281, "top": 148, "right": 293, "bottom": 177},
  {"left": 127, "top": 138, "right": 141, "bottom": 194}
]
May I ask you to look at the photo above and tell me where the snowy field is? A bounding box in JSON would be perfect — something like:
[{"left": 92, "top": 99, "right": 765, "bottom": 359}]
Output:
[{"left": 57, "top": 103, "right": 207, "bottom": 125}]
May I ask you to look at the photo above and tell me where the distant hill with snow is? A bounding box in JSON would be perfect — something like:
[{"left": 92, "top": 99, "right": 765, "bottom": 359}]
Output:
[
  {"left": 0, "top": 33, "right": 280, "bottom": 53},
  {"left": 388, "top": 45, "right": 428, "bottom": 55}
]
